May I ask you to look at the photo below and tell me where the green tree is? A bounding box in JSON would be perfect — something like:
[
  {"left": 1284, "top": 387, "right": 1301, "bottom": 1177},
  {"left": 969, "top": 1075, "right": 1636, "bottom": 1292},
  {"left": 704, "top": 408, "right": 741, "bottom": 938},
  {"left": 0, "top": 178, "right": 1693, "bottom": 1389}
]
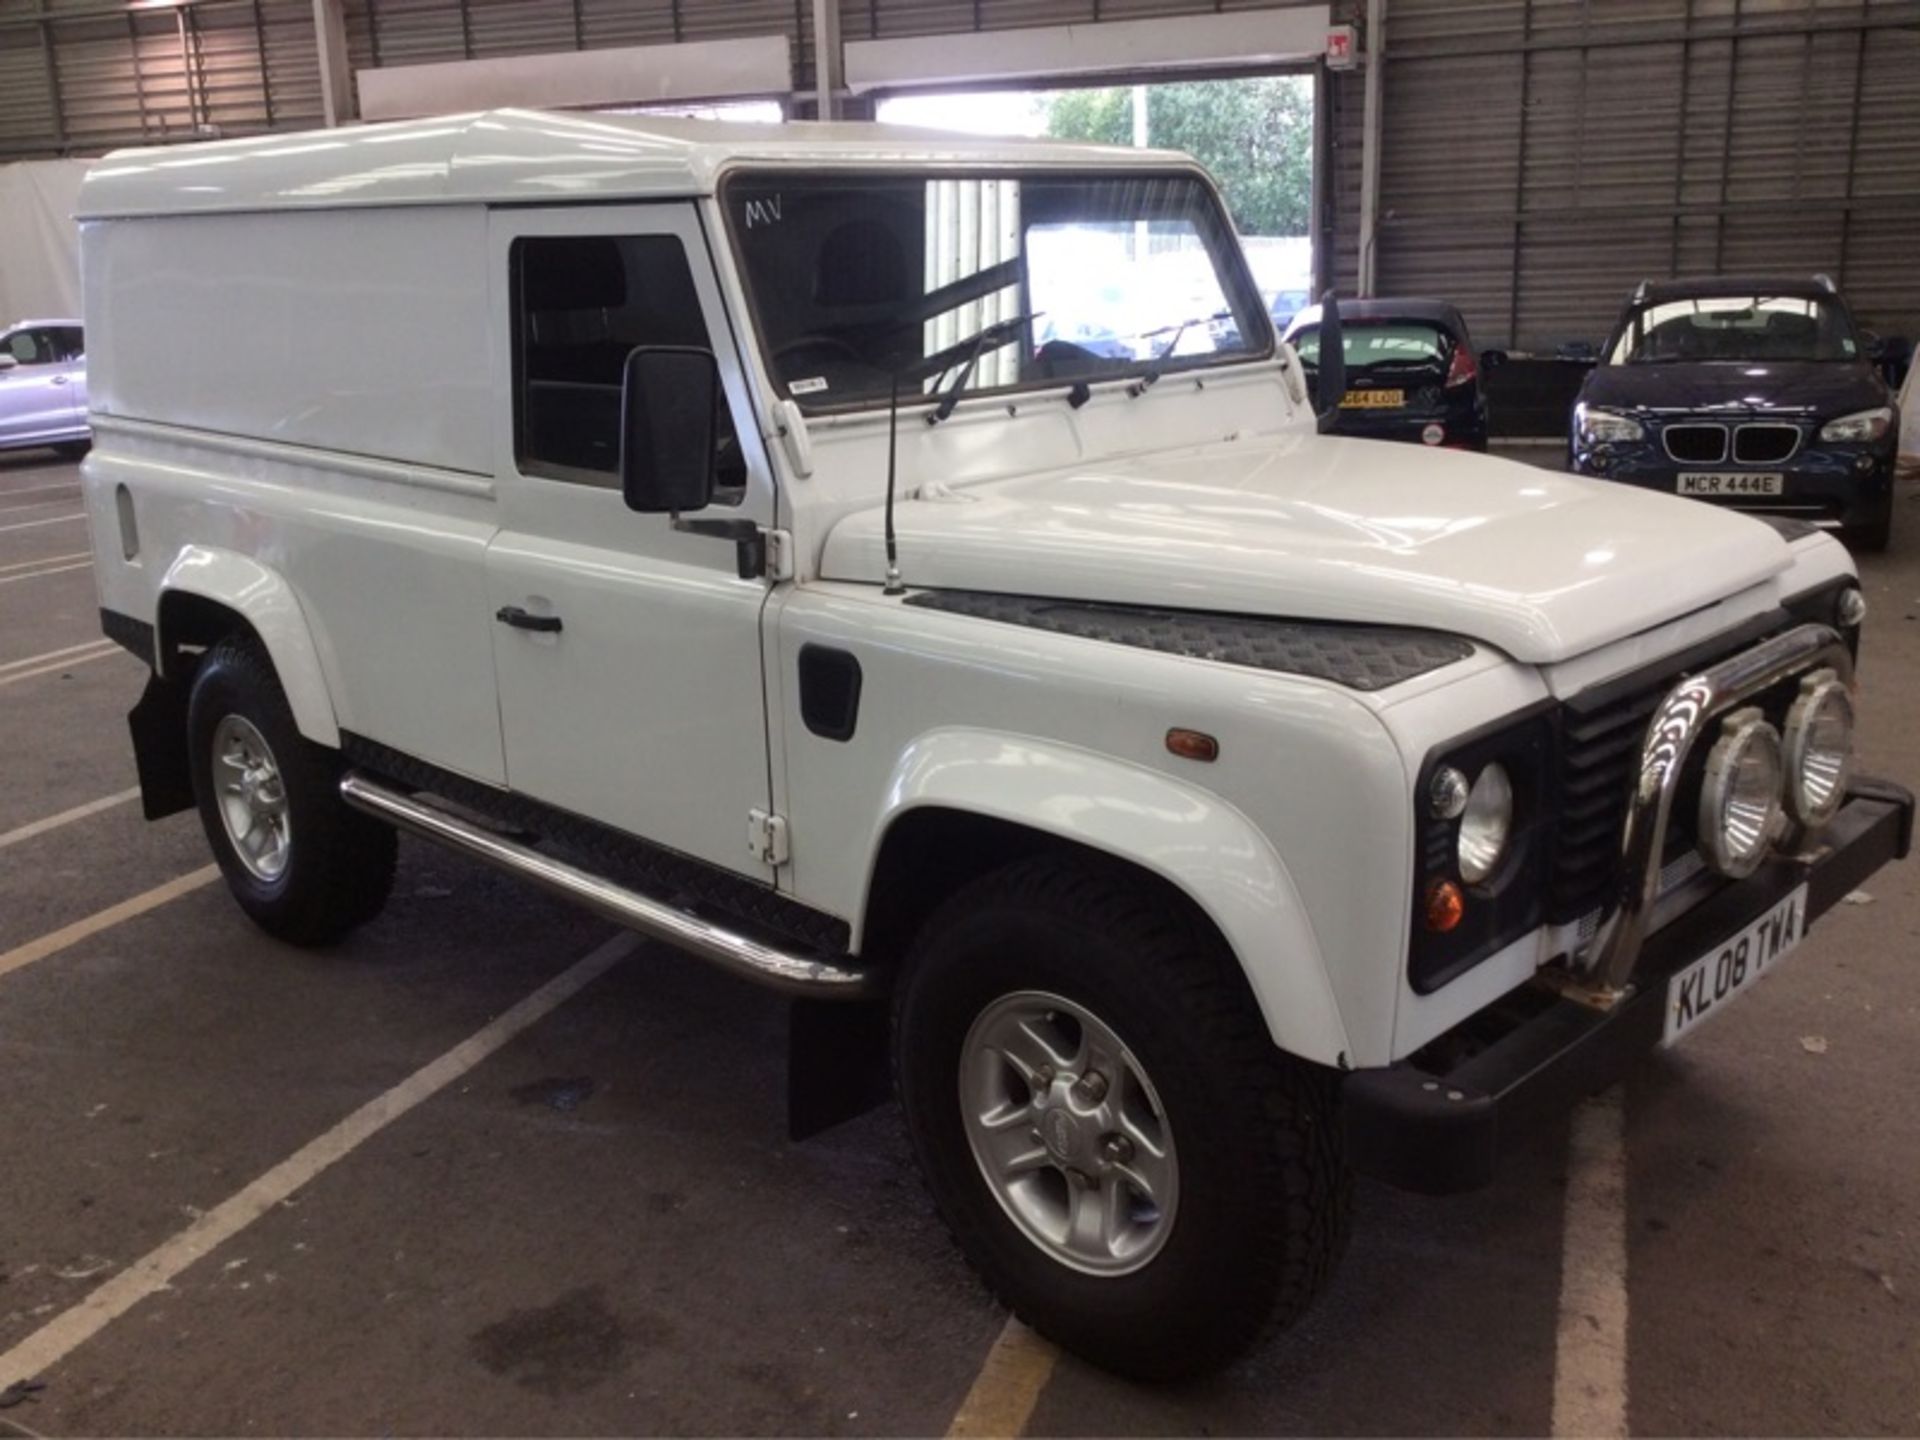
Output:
[{"left": 1039, "top": 77, "right": 1315, "bottom": 237}]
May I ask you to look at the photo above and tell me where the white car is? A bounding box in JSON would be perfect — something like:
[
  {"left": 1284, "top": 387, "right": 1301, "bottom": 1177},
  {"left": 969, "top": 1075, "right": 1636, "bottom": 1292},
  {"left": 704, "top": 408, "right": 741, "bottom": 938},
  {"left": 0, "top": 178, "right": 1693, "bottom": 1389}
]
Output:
[
  {"left": 0, "top": 318, "right": 89, "bottom": 454},
  {"left": 75, "top": 112, "right": 1912, "bottom": 1381}
]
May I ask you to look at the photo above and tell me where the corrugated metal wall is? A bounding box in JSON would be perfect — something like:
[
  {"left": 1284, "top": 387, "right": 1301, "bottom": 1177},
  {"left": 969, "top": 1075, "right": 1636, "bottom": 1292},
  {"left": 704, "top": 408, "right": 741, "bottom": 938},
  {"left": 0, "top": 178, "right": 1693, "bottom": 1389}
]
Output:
[
  {"left": 1351, "top": 0, "right": 1920, "bottom": 347},
  {"left": 3, "top": 0, "right": 1916, "bottom": 343}
]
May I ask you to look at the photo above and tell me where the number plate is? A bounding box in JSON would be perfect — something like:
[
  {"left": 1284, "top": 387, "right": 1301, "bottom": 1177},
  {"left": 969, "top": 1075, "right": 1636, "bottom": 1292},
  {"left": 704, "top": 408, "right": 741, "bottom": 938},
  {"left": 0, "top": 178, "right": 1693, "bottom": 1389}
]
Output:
[
  {"left": 1677, "top": 472, "right": 1783, "bottom": 497},
  {"left": 1662, "top": 885, "right": 1806, "bottom": 1046},
  {"left": 1340, "top": 389, "right": 1405, "bottom": 409}
]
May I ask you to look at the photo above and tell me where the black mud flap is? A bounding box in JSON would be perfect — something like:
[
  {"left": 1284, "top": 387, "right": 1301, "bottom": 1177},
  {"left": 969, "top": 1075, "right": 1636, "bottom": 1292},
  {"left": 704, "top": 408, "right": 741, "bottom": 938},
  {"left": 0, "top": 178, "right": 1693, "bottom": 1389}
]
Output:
[
  {"left": 788, "top": 996, "right": 891, "bottom": 1141},
  {"left": 128, "top": 674, "right": 195, "bottom": 820}
]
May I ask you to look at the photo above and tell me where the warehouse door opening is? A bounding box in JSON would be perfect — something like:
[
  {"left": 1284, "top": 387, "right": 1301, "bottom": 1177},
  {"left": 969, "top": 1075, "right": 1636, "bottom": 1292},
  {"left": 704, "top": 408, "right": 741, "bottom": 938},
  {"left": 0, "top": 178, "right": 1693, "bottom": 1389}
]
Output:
[{"left": 878, "top": 75, "right": 1316, "bottom": 331}]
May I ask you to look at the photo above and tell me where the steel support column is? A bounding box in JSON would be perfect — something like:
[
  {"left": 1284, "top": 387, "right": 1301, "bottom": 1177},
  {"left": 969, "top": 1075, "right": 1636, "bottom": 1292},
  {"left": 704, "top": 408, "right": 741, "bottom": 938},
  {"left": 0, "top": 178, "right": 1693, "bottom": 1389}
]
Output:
[
  {"left": 812, "top": 0, "right": 843, "bottom": 119},
  {"left": 1357, "top": 0, "right": 1386, "bottom": 297},
  {"left": 312, "top": 0, "right": 353, "bottom": 127}
]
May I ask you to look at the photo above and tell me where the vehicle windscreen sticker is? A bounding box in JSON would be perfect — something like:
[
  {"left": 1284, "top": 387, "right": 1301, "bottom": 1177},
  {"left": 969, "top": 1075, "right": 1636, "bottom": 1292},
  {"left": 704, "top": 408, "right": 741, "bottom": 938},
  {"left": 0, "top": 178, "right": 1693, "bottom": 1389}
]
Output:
[
  {"left": 790, "top": 376, "right": 830, "bottom": 395},
  {"left": 743, "top": 195, "right": 784, "bottom": 228}
]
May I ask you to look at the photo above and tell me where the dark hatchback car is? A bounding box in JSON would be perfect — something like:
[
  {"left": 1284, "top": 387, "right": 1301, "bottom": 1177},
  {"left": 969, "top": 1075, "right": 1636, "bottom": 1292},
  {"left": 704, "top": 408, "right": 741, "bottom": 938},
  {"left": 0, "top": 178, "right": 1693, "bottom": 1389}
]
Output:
[
  {"left": 1571, "top": 276, "right": 1900, "bottom": 549},
  {"left": 1284, "top": 299, "right": 1490, "bottom": 451}
]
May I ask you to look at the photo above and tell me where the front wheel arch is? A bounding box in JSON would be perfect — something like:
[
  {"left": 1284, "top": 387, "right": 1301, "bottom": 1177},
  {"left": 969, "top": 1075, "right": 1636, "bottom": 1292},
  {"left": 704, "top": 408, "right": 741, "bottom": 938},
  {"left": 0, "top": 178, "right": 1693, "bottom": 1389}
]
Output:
[{"left": 857, "top": 728, "right": 1353, "bottom": 1069}]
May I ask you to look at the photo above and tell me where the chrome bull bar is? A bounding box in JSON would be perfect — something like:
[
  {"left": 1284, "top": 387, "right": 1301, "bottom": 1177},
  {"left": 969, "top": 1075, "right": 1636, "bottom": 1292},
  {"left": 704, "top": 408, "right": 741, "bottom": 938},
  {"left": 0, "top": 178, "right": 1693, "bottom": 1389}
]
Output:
[{"left": 1581, "top": 622, "right": 1853, "bottom": 994}]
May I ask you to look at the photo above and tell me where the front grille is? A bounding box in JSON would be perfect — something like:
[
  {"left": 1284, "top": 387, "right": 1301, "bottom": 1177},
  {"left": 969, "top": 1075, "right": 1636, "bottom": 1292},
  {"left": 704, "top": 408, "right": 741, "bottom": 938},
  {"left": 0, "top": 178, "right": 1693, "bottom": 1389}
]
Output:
[
  {"left": 1550, "top": 679, "right": 1670, "bottom": 923},
  {"left": 1734, "top": 423, "right": 1801, "bottom": 465},
  {"left": 1664, "top": 423, "right": 1729, "bottom": 464}
]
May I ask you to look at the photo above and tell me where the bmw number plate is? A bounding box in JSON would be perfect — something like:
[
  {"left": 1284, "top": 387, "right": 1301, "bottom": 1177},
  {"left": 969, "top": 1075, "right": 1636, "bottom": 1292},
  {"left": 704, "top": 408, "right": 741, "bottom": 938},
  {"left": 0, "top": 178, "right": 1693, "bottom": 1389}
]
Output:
[
  {"left": 1678, "top": 472, "right": 1783, "bottom": 497},
  {"left": 1662, "top": 886, "right": 1806, "bottom": 1046}
]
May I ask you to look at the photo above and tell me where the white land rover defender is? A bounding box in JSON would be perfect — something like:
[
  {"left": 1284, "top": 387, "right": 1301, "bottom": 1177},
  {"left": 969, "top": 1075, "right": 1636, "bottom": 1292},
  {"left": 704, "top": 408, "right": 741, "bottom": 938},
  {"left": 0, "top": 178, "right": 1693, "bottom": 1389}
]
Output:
[{"left": 78, "top": 111, "right": 1911, "bottom": 1380}]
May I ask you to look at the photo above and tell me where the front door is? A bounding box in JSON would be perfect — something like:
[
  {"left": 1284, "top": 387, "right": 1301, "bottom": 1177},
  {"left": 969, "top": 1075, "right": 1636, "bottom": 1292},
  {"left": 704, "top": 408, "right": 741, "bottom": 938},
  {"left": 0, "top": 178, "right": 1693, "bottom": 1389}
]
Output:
[
  {"left": 0, "top": 327, "right": 80, "bottom": 446},
  {"left": 484, "top": 203, "right": 779, "bottom": 882}
]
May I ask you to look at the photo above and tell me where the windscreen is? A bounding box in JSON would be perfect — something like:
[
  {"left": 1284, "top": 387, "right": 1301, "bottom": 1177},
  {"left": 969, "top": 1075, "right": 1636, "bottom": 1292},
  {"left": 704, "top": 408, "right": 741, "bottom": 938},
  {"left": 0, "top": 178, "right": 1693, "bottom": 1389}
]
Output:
[
  {"left": 1610, "top": 294, "right": 1859, "bottom": 364},
  {"left": 724, "top": 171, "right": 1268, "bottom": 410}
]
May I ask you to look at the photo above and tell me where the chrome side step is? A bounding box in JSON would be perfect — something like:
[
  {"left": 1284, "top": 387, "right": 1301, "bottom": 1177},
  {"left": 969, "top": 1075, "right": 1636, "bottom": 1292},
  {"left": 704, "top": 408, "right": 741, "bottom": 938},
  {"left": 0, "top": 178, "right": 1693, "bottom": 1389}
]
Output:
[{"left": 339, "top": 773, "right": 874, "bottom": 998}]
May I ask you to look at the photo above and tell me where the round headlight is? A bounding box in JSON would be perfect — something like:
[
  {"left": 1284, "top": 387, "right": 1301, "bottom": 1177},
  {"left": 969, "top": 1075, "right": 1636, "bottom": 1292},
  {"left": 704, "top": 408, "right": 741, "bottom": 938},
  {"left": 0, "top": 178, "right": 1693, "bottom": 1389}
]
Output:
[
  {"left": 1782, "top": 671, "right": 1854, "bottom": 828},
  {"left": 1698, "top": 710, "right": 1784, "bottom": 879},
  {"left": 1457, "top": 763, "right": 1513, "bottom": 886}
]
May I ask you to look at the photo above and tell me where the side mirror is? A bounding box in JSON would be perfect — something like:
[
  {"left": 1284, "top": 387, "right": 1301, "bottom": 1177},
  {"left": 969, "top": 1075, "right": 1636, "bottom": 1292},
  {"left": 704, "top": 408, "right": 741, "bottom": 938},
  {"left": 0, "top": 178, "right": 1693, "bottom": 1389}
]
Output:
[
  {"left": 1314, "top": 292, "right": 1347, "bottom": 430},
  {"left": 620, "top": 346, "right": 721, "bottom": 515},
  {"left": 1480, "top": 349, "right": 1509, "bottom": 372},
  {"left": 0, "top": 354, "right": 17, "bottom": 372},
  {"left": 1864, "top": 333, "right": 1888, "bottom": 362}
]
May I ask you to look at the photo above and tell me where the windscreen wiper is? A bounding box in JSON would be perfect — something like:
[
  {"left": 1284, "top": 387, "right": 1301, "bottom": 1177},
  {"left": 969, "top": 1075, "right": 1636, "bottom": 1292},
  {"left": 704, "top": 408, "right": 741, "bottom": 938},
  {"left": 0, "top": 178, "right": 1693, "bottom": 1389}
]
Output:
[
  {"left": 924, "top": 311, "right": 1041, "bottom": 425},
  {"left": 1128, "top": 309, "right": 1233, "bottom": 397}
]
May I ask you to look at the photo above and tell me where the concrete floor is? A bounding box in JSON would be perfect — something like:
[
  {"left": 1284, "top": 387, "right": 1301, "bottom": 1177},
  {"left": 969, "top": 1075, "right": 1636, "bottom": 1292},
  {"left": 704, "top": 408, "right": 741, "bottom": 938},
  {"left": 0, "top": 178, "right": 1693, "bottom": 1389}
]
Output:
[{"left": 1, "top": 448, "right": 1916, "bottom": 1435}]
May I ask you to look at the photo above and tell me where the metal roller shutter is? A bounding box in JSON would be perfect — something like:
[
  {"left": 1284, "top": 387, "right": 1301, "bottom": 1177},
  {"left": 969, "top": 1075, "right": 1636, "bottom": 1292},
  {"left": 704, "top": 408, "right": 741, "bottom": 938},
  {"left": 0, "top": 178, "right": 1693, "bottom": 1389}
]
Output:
[{"left": 1370, "top": 0, "right": 1920, "bottom": 348}]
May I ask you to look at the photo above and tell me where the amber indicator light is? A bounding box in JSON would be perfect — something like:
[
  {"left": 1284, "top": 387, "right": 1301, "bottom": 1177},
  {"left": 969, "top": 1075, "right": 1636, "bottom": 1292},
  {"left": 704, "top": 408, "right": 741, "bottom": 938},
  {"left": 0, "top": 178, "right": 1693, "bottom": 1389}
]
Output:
[
  {"left": 1166, "top": 728, "right": 1220, "bottom": 763},
  {"left": 1425, "top": 879, "right": 1466, "bottom": 933}
]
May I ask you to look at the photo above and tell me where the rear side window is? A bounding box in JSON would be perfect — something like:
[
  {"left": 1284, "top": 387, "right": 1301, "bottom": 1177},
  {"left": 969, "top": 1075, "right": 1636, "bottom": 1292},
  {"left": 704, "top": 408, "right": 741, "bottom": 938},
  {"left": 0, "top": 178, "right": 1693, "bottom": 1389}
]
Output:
[{"left": 510, "top": 234, "right": 744, "bottom": 501}]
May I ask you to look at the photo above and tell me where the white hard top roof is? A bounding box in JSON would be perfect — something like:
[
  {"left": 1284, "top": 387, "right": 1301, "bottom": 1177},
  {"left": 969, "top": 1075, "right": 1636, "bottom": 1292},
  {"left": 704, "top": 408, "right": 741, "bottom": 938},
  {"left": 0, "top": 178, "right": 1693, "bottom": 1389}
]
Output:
[{"left": 77, "top": 108, "right": 1195, "bottom": 219}]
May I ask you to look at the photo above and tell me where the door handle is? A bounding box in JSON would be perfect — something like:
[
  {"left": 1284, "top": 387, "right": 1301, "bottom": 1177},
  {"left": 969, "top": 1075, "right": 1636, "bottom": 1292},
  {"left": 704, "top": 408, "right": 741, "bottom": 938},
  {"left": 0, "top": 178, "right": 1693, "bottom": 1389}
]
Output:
[
  {"left": 495, "top": 605, "right": 562, "bottom": 634},
  {"left": 50, "top": 375, "right": 69, "bottom": 386}
]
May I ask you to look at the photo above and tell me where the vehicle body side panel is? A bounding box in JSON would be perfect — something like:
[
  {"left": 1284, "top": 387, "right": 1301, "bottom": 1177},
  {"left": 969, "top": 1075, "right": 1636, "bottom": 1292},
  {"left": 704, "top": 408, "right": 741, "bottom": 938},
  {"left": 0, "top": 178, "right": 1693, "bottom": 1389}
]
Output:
[
  {"left": 772, "top": 585, "right": 1420, "bottom": 1069},
  {"left": 80, "top": 426, "right": 506, "bottom": 781},
  {"left": 79, "top": 206, "right": 493, "bottom": 476}
]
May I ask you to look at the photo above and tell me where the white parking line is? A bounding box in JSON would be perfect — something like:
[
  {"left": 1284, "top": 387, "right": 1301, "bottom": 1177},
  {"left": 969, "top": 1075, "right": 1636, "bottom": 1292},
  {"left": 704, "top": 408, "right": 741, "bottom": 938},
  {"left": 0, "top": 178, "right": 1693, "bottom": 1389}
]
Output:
[
  {"left": 0, "top": 552, "right": 88, "bottom": 575},
  {"left": 0, "top": 931, "right": 638, "bottom": 1391},
  {"left": 0, "top": 513, "right": 84, "bottom": 535},
  {"left": 0, "top": 482, "right": 81, "bottom": 502},
  {"left": 0, "top": 866, "right": 220, "bottom": 983},
  {"left": 946, "top": 1318, "right": 1059, "bottom": 1438},
  {"left": 0, "top": 788, "right": 142, "bottom": 853},
  {"left": 1552, "top": 1089, "right": 1630, "bottom": 1438},
  {"left": 0, "top": 497, "right": 79, "bottom": 518},
  {"left": 0, "top": 642, "right": 120, "bottom": 690},
  {"left": 0, "top": 561, "right": 91, "bottom": 586},
  {"left": 0, "top": 640, "right": 116, "bottom": 674}
]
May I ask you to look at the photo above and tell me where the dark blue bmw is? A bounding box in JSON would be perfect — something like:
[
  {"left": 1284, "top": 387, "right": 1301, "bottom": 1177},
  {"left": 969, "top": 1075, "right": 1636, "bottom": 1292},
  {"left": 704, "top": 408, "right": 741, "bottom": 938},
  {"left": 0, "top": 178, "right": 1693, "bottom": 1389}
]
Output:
[{"left": 1570, "top": 276, "right": 1900, "bottom": 550}]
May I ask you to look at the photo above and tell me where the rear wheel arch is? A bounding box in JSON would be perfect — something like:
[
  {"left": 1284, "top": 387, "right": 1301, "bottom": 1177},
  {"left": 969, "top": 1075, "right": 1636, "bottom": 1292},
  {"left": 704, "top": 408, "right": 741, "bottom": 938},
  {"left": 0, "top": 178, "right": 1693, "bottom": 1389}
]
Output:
[{"left": 155, "top": 553, "right": 339, "bottom": 747}]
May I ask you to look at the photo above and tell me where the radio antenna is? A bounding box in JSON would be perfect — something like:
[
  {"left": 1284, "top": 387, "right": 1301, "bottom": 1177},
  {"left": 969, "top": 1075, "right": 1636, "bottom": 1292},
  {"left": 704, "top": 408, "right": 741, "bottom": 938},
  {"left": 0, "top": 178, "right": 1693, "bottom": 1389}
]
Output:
[{"left": 883, "top": 359, "right": 904, "bottom": 596}]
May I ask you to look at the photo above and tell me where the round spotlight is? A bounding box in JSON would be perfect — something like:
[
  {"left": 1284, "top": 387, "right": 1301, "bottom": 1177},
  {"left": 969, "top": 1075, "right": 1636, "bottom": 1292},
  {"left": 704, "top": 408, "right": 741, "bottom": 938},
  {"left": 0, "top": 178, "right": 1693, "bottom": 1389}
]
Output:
[
  {"left": 1698, "top": 710, "right": 1784, "bottom": 878},
  {"left": 1837, "top": 587, "right": 1867, "bottom": 628},
  {"left": 1782, "top": 671, "right": 1854, "bottom": 828},
  {"left": 1457, "top": 763, "right": 1513, "bottom": 886}
]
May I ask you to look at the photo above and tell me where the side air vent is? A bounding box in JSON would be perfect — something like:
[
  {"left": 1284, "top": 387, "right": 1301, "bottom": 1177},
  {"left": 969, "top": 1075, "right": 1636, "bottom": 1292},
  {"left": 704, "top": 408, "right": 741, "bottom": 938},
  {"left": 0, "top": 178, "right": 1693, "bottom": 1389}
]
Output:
[
  {"left": 798, "top": 645, "right": 863, "bottom": 742},
  {"left": 115, "top": 483, "right": 139, "bottom": 561}
]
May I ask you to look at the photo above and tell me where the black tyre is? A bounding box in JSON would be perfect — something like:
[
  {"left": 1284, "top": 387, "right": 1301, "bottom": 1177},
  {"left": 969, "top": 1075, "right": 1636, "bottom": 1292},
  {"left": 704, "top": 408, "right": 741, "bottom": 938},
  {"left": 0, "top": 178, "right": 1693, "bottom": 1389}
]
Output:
[
  {"left": 893, "top": 855, "right": 1350, "bottom": 1381},
  {"left": 187, "top": 634, "right": 396, "bottom": 945}
]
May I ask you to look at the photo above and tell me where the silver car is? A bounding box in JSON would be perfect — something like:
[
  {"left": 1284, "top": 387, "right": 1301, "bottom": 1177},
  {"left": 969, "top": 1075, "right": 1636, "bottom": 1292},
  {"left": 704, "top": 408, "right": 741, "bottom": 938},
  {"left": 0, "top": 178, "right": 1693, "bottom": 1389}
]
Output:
[{"left": 0, "top": 319, "right": 90, "bottom": 455}]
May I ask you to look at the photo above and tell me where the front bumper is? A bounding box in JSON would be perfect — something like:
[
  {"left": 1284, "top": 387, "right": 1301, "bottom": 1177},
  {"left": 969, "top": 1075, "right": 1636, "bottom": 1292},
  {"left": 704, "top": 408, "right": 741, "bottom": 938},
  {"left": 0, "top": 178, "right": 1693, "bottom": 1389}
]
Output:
[
  {"left": 1343, "top": 777, "right": 1914, "bottom": 1195},
  {"left": 1572, "top": 442, "right": 1895, "bottom": 529}
]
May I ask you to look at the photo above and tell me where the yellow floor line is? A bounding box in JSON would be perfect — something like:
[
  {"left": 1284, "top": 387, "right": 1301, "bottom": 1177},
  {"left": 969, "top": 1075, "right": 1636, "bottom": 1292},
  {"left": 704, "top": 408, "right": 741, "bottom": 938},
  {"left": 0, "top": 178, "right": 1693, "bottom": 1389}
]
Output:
[{"left": 946, "top": 1318, "right": 1060, "bottom": 1439}]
